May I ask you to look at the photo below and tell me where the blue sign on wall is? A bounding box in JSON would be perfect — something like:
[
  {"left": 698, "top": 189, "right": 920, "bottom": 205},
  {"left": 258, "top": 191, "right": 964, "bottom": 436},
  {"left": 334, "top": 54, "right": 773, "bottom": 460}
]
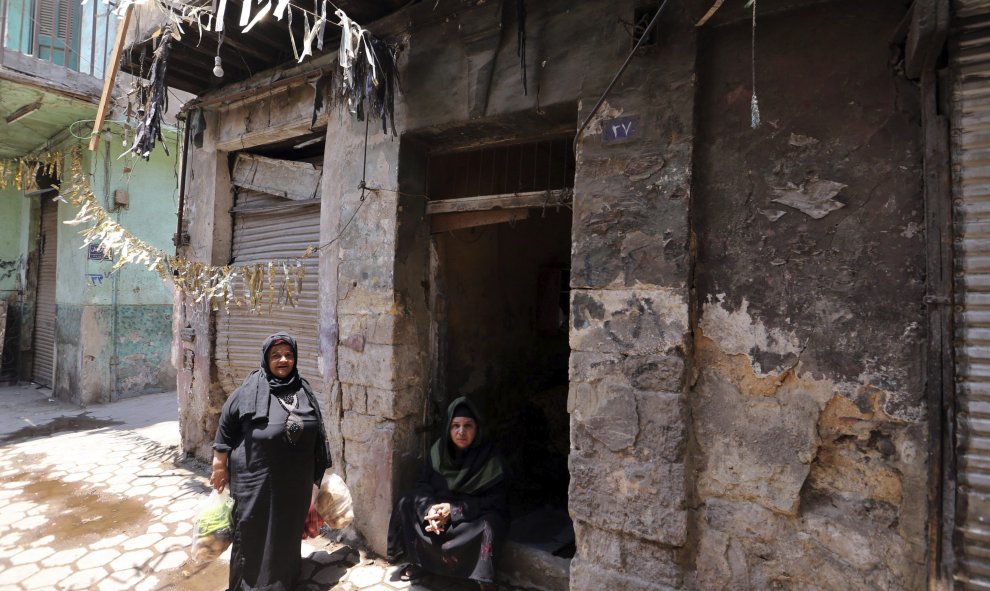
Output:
[
  {"left": 88, "top": 244, "right": 112, "bottom": 261},
  {"left": 602, "top": 116, "right": 640, "bottom": 143}
]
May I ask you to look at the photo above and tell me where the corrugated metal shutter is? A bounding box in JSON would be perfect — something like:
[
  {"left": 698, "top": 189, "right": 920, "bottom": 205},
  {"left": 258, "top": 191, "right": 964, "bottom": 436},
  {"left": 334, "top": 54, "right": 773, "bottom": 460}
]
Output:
[
  {"left": 954, "top": 14, "right": 990, "bottom": 589},
  {"left": 32, "top": 197, "right": 57, "bottom": 387},
  {"left": 215, "top": 189, "right": 323, "bottom": 395},
  {"left": 959, "top": 0, "right": 990, "bottom": 20}
]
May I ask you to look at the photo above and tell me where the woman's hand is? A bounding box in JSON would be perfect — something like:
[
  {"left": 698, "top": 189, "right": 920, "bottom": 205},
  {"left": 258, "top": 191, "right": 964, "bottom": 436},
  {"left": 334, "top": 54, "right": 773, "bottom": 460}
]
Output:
[
  {"left": 424, "top": 503, "right": 452, "bottom": 534},
  {"left": 210, "top": 451, "right": 230, "bottom": 492}
]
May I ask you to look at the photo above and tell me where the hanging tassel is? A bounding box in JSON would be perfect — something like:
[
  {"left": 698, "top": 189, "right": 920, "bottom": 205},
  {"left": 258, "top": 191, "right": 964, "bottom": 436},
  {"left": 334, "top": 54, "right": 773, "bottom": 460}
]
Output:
[{"left": 749, "top": 0, "right": 760, "bottom": 129}]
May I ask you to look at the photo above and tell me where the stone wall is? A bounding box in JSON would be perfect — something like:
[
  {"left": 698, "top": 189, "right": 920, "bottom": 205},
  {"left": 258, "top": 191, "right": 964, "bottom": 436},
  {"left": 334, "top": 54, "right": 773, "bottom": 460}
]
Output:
[
  {"left": 688, "top": 1, "right": 927, "bottom": 589},
  {"left": 567, "top": 2, "right": 697, "bottom": 588},
  {"left": 172, "top": 0, "right": 933, "bottom": 586}
]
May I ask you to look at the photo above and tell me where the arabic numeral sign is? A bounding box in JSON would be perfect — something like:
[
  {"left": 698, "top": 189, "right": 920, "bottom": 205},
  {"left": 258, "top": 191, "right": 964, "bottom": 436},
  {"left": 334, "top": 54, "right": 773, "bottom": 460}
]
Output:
[{"left": 602, "top": 116, "right": 640, "bottom": 143}]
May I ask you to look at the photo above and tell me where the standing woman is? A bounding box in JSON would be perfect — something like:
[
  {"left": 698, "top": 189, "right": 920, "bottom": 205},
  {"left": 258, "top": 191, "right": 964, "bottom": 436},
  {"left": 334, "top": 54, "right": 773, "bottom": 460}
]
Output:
[
  {"left": 210, "top": 332, "right": 331, "bottom": 591},
  {"left": 387, "top": 397, "right": 508, "bottom": 591}
]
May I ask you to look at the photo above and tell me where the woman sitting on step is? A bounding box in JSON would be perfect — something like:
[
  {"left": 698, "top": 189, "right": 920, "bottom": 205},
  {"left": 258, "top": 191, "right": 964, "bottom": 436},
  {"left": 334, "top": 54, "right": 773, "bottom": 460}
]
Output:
[{"left": 387, "top": 397, "right": 509, "bottom": 591}]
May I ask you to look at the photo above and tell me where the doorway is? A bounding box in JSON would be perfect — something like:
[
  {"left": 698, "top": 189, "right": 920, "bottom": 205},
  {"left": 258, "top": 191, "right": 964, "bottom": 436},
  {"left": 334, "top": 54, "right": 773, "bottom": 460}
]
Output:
[{"left": 427, "top": 135, "right": 576, "bottom": 558}]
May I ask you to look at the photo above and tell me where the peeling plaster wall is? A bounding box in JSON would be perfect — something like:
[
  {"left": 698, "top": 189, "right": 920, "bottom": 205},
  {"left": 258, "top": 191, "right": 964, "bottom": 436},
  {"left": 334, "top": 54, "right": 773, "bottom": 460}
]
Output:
[
  {"left": 0, "top": 184, "right": 29, "bottom": 378},
  {"left": 689, "top": 2, "right": 927, "bottom": 589},
  {"left": 54, "top": 141, "right": 178, "bottom": 404}
]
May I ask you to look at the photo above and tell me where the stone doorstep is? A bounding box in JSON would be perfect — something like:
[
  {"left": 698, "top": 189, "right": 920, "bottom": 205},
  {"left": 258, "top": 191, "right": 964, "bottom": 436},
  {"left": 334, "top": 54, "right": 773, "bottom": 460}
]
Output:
[{"left": 498, "top": 542, "right": 570, "bottom": 591}]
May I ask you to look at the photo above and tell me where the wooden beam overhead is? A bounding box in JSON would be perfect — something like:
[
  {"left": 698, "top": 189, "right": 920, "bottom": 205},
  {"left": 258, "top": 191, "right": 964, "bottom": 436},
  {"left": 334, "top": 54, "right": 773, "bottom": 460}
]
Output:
[
  {"left": 89, "top": 5, "right": 133, "bottom": 151},
  {"left": 430, "top": 208, "right": 530, "bottom": 234},
  {"left": 426, "top": 189, "right": 572, "bottom": 215}
]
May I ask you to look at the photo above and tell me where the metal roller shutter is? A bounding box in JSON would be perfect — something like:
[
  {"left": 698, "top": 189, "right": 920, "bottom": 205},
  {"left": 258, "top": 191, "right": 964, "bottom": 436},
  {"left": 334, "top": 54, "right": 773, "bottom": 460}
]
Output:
[
  {"left": 953, "top": 14, "right": 990, "bottom": 589},
  {"left": 215, "top": 188, "right": 323, "bottom": 395},
  {"left": 32, "top": 197, "right": 57, "bottom": 387}
]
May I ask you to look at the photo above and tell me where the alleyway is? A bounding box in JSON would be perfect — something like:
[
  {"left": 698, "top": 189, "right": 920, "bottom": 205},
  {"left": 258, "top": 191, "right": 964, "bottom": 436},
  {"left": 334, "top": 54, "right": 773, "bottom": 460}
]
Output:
[{"left": 0, "top": 386, "right": 517, "bottom": 591}]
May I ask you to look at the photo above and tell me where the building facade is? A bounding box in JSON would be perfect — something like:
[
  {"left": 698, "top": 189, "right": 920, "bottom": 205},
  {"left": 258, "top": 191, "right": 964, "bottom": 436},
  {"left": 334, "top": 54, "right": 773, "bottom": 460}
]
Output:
[
  {"left": 158, "top": 0, "right": 974, "bottom": 588},
  {"left": 0, "top": 0, "right": 178, "bottom": 402}
]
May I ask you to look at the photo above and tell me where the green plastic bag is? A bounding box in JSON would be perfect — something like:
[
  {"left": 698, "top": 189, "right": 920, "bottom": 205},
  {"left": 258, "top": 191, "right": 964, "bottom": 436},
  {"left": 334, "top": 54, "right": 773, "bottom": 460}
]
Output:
[{"left": 192, "top": 490, "right": 234, "bottom": 562}]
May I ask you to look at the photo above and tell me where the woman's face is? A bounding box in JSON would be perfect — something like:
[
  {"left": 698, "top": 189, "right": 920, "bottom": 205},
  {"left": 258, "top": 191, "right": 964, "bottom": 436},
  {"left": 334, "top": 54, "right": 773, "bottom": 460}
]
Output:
[
  {"left": 449, "top": 416, "right": 477, "bottom": 451},
  {"left": 267, "top": 343, "right": 295, "bottom": 379}
]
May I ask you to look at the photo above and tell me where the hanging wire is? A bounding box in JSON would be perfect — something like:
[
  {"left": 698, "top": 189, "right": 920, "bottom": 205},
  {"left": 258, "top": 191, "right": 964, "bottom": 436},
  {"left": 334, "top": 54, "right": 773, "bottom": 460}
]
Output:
[{"left": 316, "top": 114, "right": 371, "bottom": 253}]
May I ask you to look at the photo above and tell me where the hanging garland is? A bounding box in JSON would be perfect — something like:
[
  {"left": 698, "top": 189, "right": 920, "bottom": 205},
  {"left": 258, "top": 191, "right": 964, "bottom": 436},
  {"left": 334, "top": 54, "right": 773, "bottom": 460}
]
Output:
[
  {"left": 0, "top": 151, "right": 64, "bottom": 191},
  {"left": 61, "top": 146, "right": 310, "bottom": 314}
]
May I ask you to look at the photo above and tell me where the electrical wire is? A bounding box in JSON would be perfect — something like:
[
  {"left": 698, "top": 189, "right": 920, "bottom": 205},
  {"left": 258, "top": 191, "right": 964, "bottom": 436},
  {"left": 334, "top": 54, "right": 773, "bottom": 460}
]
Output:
[{"left": 572, "top": 0, "right": 670, "bottom": 156}]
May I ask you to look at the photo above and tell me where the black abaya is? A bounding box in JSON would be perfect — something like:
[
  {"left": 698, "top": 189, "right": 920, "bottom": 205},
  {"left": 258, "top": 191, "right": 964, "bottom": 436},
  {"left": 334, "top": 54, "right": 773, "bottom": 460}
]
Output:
[
  {"left": 213, "top": 332, "right": 331, "bottom": 591},
  {"left": 388, "top": 462, "right": 509, "bottom": 584},
  {"left": 387, "top": 397, "right": 509, "bottom": 585},
  {"left": 218, "top": 392, "right": 318, "bottom": 591}
]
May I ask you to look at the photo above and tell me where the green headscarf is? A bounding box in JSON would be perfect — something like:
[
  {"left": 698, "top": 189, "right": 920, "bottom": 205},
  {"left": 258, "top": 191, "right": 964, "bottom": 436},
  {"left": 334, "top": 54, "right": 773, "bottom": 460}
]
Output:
[{"left": 429, "top": 397, "right": 505, "bottom": 495}]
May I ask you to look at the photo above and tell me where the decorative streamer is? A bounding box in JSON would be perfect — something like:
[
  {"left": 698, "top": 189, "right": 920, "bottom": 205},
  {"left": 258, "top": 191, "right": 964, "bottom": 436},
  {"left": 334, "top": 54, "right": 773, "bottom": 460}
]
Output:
[{"left": 61, "top": 147, "right": 309, "bottom": 313}]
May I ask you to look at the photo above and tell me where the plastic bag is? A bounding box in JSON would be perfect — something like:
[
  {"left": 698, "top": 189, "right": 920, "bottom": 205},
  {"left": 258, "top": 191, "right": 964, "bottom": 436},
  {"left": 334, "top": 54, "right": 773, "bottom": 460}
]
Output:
[
  {"left": 315, "top": 472, "right": 354, "bottom": 529},
  {"left": 191, "top": 489, "right": 234, "bottom": 563}
]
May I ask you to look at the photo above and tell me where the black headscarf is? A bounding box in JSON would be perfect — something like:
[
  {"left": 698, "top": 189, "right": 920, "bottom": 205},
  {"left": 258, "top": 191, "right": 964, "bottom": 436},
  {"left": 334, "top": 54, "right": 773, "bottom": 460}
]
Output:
[
  {"left": 429, "top": 397, "right": 504, "bottom": 495},
  {"left": 234, "top": 332, "right": 332, "bottom": 481}
]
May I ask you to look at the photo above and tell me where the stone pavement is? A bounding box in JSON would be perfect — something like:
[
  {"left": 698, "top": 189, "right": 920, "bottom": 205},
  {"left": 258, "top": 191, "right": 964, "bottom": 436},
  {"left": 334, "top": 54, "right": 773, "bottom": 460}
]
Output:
[{"left": 0, "top": 385, "right": 524, "bottom": 591}]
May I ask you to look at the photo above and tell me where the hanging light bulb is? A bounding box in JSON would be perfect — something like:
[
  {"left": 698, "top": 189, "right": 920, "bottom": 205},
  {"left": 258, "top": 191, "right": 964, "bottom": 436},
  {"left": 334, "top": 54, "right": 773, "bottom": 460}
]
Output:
[{"left": 213, "top": 55, "right": 225, "bottom": 77}]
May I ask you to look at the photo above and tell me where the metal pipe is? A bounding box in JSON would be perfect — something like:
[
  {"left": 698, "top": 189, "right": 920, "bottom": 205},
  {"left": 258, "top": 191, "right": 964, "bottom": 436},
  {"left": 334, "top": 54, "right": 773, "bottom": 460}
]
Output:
[{"left": 572, "top": 0, "right": 671, "bottom": 156}]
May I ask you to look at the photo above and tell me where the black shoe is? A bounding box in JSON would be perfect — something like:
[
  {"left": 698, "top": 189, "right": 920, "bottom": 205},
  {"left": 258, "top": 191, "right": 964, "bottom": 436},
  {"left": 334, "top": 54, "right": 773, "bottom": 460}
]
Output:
[{"left": 399, "top": 564, "right": 426, "bottom": 582}]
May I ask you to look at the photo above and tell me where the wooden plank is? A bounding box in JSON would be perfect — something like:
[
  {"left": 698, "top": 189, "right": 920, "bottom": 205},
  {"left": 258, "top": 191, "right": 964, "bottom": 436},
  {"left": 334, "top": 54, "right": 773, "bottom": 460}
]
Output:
[
  {"left": 921, "top": 67, "right": 956, "bottom": 589},
  {"left": 430, "top": 208, "right": 529, "bottom": 234},
  {"left": 89, "top": 5, "right": 132, "bottom": 151},
  {"left": 232, "top": 153, "right": 323, "bottom": 201},
  {"left": 426, "top": 189, "right": 571, "bottom": 214}
]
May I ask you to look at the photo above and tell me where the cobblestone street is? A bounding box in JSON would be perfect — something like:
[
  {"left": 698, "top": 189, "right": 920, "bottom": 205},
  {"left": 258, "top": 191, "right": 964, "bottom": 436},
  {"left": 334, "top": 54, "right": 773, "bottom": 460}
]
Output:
[{"left": 0, "top": 386, "right": 512, "bottom": 591}]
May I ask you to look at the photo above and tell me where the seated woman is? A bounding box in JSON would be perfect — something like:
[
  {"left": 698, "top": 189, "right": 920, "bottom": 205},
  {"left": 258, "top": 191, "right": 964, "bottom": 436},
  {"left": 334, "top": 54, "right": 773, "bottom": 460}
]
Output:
[{"left": 387, "top": 397, "right": 508, "bottom": 591}]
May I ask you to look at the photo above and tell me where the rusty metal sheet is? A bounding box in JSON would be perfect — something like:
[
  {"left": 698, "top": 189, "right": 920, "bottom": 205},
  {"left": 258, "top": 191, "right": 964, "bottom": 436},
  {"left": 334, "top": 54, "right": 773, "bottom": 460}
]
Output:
[
  {"left": 953, "top": 15, "right": 990, "bottom": 589},
  {"left": 214, "top": 188, "right": 324, "bottom": 396}
]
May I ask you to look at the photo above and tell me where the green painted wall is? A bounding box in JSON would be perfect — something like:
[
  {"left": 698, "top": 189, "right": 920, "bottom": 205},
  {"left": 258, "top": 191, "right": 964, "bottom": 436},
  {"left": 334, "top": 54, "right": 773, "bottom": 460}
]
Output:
[
  {"left": 52, "top": 132, "right": 180, "bottom": 402},
  {"left": 0, "top": 185, "right": 25, "bottom": 296},
  {"left": 57, "top": 134, "right": 179, "bottom": 307}
]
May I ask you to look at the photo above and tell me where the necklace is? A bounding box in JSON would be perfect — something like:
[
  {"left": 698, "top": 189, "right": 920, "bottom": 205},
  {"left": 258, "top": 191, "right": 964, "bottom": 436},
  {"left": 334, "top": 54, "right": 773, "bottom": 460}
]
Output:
[{"left": 273, "top": 391, "right": 297, "bottom": 410}]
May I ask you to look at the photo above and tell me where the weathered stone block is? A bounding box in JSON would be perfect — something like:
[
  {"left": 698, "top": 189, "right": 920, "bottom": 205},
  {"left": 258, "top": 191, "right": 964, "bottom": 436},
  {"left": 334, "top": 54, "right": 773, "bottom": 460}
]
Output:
[
  {"left": 569, "top": 379, "right": 686, "bottom": 462},
  {"left": 568, "top": 351, "right": 622, "bottom": 383},
  {"left": 343, "top": 418, "right": 396, "bottom": 557},
  {"left": 570, "top": 557, "right": 678, "bottom": 591},
  {"left": 366, "top": 386, "right": 421, "bottom": 421},
  {"left": 568, "top": 453, "right": 686, "bottom": 545},
  {"left": 635, "top": 391, "right": 688, "bottom": 463},
  {"left": 337, "top": 343, "right": 422, "bottom": 391},
  {"left": 570, "top": 288, "right": 688, "bottom": 355},
  {"left": 341, "top": 410, "right": 381, "bottom": 444},
  {"left": 342, "top": 383, "right": 367, "bottom": 414},
  {"left": 339, "top": 311, "right": 417, "bottom": 347},
  {"left": 568, "top": 377, "right": 638, "bottom": 451},
  {"left": 624, "top": 354, "right": 684, "bottom": 392},
  {"left": 572, "top": 520, "right": 681, "bottom": 587}
]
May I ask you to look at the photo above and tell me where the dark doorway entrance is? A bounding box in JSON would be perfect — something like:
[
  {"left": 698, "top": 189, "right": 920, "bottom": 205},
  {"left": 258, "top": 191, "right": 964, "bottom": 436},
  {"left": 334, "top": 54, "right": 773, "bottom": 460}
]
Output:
[{"left": 427, "top": 135, "right": 576, "bottom": 559}]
